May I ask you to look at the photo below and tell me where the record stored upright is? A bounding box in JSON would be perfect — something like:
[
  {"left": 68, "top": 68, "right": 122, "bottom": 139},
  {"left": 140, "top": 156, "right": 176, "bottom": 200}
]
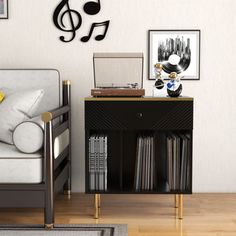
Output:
[{"left": 84, "top": 97, "right": 194, "bottom": 219}]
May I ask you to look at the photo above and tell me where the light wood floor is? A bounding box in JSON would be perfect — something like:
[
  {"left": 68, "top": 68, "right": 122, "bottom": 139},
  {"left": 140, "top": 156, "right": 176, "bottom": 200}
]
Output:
[{"left": 0, "top": 194, "right": 236, "bottom": 236}]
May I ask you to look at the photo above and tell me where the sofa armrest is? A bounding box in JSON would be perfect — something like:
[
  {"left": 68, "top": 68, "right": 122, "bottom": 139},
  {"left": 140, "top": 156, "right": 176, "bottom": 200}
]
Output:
[
  {"left": 41, "top": 103, "right": 71, "bottom": 158},
  {"left": 42, "top": 80, "right": 71, "bottom": 197},
  {"left": 41, "top": 105, "right": 70, "bottom": 123},
  {"left": 42, "top": 79, "right": 71, "bottom": 157}
]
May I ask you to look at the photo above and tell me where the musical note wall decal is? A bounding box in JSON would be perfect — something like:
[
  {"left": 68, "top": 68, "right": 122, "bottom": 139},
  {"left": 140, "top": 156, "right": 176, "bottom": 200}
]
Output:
[
  {"left": 53, "top": 0, "right": 110, "bottom": 43},
  {"left": 53, "top": 0, "right": 82, "bottom": 43},
  {"left": 81, "top": 20, "right": 110, "bottom": 42},
  {"left": 83, "top": 0, "right": 101, "bottom": 15}
]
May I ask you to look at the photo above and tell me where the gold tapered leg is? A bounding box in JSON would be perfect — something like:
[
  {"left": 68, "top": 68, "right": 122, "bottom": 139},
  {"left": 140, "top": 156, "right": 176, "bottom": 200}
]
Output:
[
  {"left": 64, "top": 190, "right": 71, "bottom": 200},
  {"left": 178, "top": 194, "right": 183, "bottom": 220},
  {"left": 45, "top": 224, "right": 54, "bottom": 229},
  {"left": 98, "top": 194, "right": 101, "bottom": 209},
  {"left": 175, "top": 194, "right": 179, "bottom": 208},
  {"left": 64, "top": 190, "right": 71, "bottom": 195},
  {"left": 94, "top": 194, "right": 100, "bottom": 219}
]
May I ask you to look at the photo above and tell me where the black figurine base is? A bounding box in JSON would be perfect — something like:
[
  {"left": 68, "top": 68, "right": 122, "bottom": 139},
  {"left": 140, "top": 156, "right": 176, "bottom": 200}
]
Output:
[{"left": 167, "top": 84, "right": 183, "bottom": 97}]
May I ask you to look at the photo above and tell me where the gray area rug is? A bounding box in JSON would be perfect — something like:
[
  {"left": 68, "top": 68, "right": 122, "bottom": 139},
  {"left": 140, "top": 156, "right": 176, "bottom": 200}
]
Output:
[{"left": 0, "top": 224, "right": 127, "bottom": 236}]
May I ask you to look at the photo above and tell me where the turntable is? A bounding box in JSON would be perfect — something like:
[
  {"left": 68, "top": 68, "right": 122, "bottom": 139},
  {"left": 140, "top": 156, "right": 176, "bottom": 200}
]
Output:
[{"left": 91, "top": 53, "right": 145, "bottom": 97}]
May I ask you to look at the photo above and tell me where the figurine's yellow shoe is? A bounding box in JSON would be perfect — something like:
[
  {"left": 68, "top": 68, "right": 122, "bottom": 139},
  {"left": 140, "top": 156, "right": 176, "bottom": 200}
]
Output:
[{"left": 0, "top": 91, "right": 5, "bottom": 103}]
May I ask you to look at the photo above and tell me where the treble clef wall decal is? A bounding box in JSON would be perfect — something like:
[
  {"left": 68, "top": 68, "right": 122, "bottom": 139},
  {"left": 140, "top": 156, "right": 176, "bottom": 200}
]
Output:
[{"left": 53, "top": 0, "right": 82, "bottom": 43}]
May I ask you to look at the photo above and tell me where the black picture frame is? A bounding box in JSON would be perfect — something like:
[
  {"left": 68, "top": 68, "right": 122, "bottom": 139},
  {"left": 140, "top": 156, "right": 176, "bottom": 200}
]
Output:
[
  {"left": 0, "top": 0, "right": 8, "bottom": 19},
  {"left": 148, "top": 30, "right": 201, "bottom": 80}
]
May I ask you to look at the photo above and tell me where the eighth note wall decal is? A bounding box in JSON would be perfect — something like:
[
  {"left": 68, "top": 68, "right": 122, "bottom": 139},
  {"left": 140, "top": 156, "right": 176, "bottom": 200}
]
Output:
[{"left": 53, "top": 0, "right": 110, "bottom": 43}]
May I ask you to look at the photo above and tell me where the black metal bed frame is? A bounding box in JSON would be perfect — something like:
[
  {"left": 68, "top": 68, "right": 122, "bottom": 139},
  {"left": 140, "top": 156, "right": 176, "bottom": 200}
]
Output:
[{"left": 0, "top": 80, "right": 71, "bottom": 229}]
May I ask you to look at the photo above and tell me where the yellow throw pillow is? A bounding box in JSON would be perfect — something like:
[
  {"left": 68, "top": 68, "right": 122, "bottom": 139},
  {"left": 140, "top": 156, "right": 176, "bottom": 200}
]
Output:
[{"left": 0, "top": 91, "right": 5, "bottom": 103}]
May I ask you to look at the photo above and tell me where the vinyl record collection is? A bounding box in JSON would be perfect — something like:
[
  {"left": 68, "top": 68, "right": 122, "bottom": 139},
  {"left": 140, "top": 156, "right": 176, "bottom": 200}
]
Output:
[
  {"left": 167, "top": 133, "right": 191, "bottom": 191},
  {"left": 134, "top": 135, "right": 156, "bottom": 191},
  {"left": 88, "top": 134, "right": 108, "bottom": 191}
]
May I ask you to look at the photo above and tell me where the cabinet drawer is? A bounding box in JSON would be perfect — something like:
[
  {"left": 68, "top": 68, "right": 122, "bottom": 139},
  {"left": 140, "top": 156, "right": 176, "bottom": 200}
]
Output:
[{"left": 85, "top": 101, "right": 193, "bottom": 130}]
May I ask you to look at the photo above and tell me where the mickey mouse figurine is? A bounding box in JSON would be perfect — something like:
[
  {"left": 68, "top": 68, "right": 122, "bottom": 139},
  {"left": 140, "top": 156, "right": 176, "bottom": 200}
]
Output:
[{"left": 167, "top": 72, "right": 183, "bottom": 97}]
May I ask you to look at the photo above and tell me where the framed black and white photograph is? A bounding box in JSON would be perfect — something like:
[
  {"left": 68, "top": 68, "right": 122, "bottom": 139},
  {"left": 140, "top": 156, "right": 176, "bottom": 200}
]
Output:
[
  {"left": 148, "top": 30, "right": 200, "bottom": 80},
  {"left": 0, "top": 0, "right": 8, "bottom": 19}
]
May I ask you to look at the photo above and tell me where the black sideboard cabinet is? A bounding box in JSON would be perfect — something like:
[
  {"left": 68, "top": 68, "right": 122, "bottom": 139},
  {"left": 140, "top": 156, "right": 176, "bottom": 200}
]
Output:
[{"left": 84, "top": 97, "right": 194, "bottom": 219}]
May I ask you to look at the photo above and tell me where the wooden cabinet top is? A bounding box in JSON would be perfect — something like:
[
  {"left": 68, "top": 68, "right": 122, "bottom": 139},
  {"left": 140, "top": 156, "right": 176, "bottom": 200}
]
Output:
[{"left": 84, "top": 96, "right": 193, "bottom": 102}]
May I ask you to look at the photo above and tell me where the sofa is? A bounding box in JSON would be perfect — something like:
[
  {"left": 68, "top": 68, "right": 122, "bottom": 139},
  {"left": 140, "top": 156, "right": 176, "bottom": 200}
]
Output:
[{"left": 0, "top": 69, "right": 71, "bottom": 228}]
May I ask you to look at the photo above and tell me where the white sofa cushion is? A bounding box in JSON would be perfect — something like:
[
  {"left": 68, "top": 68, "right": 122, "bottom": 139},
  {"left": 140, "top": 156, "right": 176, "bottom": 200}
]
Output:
[
  {"left": 54, "top": 129, "right": 70, "bottom": 158},
  {"left": 0, "top": 142, "right": 42, "bottom": 183},
  {"left": 13, "top": 116, "right": 44, "bottom": 154},
  {"left": 0, "top": 89, "right": 44, "bottom": 144}
]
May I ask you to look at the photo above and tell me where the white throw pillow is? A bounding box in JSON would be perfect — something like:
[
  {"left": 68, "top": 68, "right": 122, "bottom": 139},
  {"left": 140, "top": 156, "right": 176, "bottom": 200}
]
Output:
[
  {"left": 0, "top": 89, "right": 44, "bottom": 144},
  {"left": 13, "top": 116, "right": 44, "bottom": 154},
  {"left": 0, "top": 87, "right": 13, "bottom": 103},
  {"left": 0, "top": 87, "right": 13, "bottom": 95}
]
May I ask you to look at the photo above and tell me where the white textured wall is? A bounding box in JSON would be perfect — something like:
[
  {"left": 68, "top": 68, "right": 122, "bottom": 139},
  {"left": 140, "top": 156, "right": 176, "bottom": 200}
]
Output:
[{"left": 0, "top": 0, "right": 235, "bottom": 192}]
